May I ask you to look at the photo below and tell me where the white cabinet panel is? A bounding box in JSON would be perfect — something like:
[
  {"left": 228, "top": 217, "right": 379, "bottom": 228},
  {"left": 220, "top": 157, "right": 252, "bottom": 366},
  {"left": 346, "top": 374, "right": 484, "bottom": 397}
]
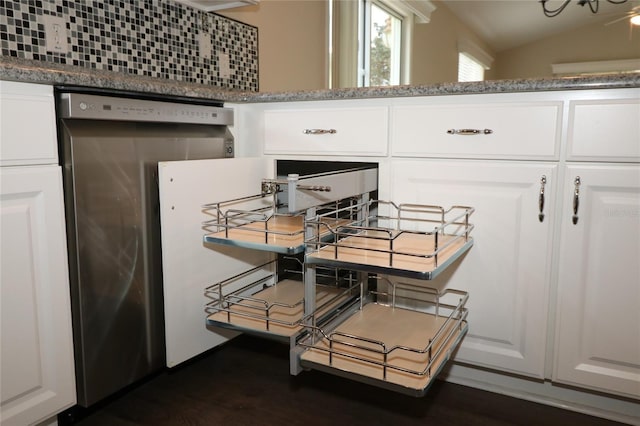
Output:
[
  {"left": 158, "top": 157, "right": 275, "bottom": 367},
  {"left": 0, "top": 165, "right": 75, "bottom": 426},
  {"left": 264, "top": 106, "right": 388, "bottom": 156},
  {"left": 389, "top": 159, "right": 557, "bottom": 378},
  {"left": 391, "top": 102, "right": 561, "bottom": 160},
  {"left": 567, "top": 95, "right": 640, "bottom": 162},
  {"left": 554, "top": 164, "right": 640, "bottom": 399},
  {"left": 1, "top": 203, "right": 41, "bottom": 402},
  {"left": 0, "top": 81, "right": 58, "bottom": 166}
]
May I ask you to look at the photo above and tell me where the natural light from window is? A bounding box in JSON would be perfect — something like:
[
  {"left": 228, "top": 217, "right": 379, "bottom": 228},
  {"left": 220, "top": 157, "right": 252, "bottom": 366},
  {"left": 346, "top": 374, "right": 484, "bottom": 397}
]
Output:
[
  {"left": 458, "top": 52, "right": 485, "bottom": 82},
  {"left": 362, "top": 1, "right": 402, "bottom": 87}
]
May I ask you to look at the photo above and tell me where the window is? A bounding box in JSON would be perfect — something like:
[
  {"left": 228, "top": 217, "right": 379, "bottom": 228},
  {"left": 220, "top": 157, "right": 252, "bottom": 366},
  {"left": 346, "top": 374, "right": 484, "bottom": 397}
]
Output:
[
  {"left": 332, "top": 0, "right": 431, "bottom": 88},
  {"left": 359, "top": 0, "right": 404, "bottom": 87},
  {"left": 458, "top": 52, "right": 485, "bottom": 82},
  {"left": 457, "top": 39, "right": 493, "bottom": 83},
  {"left": 364, "top": 2, "right": 402, "bottom": 86}
]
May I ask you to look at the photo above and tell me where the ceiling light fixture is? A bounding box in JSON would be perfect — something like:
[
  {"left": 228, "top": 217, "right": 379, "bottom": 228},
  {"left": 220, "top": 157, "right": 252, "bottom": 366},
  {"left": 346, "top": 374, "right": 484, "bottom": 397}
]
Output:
[
  {"left": 540, "top": 0, "right": 629, "bottom": 17},
  {"left": 631, "top": 14, "right": 640, "bottom": 24}
]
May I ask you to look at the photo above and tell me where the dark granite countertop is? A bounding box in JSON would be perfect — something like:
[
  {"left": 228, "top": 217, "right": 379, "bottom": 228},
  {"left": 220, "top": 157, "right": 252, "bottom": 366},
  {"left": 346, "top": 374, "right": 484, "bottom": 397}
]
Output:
[{"left": 2, "top": 56, "right": 639, "bottom": 103}]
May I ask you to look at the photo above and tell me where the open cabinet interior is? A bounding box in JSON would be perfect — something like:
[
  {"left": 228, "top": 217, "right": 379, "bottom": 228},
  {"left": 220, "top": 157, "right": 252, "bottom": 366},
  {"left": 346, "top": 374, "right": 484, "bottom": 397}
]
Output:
[
  {"left": 202, "top": 160, "right": 379, "bottom": 345},
  {"left": 160, "top": 158, "right": 474, "bottom": 395}
]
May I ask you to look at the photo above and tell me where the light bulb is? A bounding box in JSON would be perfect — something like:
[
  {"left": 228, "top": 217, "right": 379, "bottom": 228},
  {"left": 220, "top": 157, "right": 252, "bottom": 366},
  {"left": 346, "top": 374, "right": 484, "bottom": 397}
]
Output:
[{"left": 631, "top": 14, "right": 640, "bottom": 26}]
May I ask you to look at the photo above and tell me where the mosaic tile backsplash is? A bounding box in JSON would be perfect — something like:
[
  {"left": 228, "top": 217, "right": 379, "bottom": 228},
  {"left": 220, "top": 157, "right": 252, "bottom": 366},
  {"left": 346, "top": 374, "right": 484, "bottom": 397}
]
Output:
[{"left": 0, "top": 0, "right": 259, "bottom": 91}]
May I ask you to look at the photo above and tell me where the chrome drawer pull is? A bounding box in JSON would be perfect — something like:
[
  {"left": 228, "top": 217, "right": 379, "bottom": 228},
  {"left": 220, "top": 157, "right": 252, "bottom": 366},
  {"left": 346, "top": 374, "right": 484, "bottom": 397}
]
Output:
[
  {"left": 297, "top": 185, "right": 332, "bottom": 192},
  {"left": 447, "top": 128, "right": 493, "bottom": 135},
  {"left": 303, "top": 128, "right": 337, "bottom": 135},
  {"left": 572, "top": 176, "right": 581, "bottom": 225},
  {"left": 539, "top": 175, "right": 547, "bottom": 223}
]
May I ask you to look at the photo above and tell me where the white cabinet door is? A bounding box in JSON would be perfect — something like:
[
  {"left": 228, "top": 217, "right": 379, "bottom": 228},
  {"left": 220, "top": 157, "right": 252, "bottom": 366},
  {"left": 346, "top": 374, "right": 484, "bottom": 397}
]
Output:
[
  {"left": 0, "top": 165, "right": 76, "bottom": 426},
  {"left": 554, "top": 164, "right": 640, "bottom": 399},
  {"left": 158, "top": 157, "right": 275, "bottom": 367},
  {"left": 389, "top": 159, "right": 557, "bottom": 378}
]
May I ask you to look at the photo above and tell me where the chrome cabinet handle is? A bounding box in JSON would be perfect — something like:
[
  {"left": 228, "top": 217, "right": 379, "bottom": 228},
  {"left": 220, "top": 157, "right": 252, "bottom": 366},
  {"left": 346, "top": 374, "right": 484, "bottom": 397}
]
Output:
[
  {"left": 297, "top": 185, "right": 331, "bottom": 192},
  {"left": 572, "top": 176, "right": 581, "bottom": 225},
  {"left": 303, "top": 128, "right": 337, "bottom": 135},
  {"left": 446, "top": 128, "right": 493, "bottom": 135},
  {"left": 539, "top": 175, "right": 547, "bottom": 223}
]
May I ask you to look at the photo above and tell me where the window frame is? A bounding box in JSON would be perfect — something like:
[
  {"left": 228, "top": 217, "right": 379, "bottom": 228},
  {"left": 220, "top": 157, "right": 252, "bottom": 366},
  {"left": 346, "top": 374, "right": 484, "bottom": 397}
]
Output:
[
  {"left": 331, "top": 0, "right": 428, "bottom": 89},
  {"left": 358, "top": 0, "right": 411, "bottom": 88}
]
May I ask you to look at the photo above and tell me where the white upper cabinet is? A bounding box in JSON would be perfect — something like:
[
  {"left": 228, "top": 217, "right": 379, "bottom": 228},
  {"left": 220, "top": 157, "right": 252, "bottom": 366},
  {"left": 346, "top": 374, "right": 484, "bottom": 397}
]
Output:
[{"left": 391, "top": 98, "right": 562, "bottom": 160}]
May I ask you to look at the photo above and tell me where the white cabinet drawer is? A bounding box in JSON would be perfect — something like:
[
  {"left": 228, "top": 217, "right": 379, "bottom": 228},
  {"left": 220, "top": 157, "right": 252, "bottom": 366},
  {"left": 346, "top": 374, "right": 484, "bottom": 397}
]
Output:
[
  {"left": 264, "top": 106, "right": 388, "bottom": 156},
  {"left": 568, "top": 97, "right": 640, "bottom": 162},
  {"left": 391, "top": 102, "right": 562, "bottom": 160},
  {"left": 0, "top": 81, "right": 58, "bottom": 166}
]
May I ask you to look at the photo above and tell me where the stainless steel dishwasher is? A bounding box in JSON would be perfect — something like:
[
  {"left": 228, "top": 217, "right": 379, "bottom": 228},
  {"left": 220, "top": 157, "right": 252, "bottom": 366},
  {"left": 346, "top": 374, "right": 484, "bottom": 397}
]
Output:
[{"left": 56, "top": 91, "right": 234, "bottom": 408}]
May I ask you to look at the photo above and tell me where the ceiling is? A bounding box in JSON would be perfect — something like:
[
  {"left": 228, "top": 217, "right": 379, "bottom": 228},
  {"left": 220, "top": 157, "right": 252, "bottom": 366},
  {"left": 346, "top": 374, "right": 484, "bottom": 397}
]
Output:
[{"left": 440, "top": 0, "right": 638, "bottom": 52}]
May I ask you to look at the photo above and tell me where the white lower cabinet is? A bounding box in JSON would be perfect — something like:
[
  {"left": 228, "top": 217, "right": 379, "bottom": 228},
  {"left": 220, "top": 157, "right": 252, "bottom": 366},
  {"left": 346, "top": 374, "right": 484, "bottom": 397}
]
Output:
[
  {"left": 0, "top": 165, "right": 76, "bottom": 426},
  {"left": 391, "top": 101, "right": 561, "bottom": 160},
  {"left": 262, "top": 104, "right": 388, "bottom": 157},
  {"left": 553, "top": 164, "right": 640, "bottom": 399},
  {"left": 160, "top": 157, "right": 474, "bottom": 396},
  {"left": 1, "top": 81, "right": 75, "bottom": 425},
  {"left": 388, "top": 159, "right": 558, "bottom": 378},
  {"left": 225, "top": 89, "right": 640, "bottom": 421},
  {"left": 567, "top": 97, "right": 640, "bottom": 162},
  {"left": 0, "top": 81, "right": 58, "bottom": 167}
]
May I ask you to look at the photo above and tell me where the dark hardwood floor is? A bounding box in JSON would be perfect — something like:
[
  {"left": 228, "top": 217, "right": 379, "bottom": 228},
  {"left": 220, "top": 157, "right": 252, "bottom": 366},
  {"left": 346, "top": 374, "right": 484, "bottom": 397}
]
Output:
[{"left": 64, "top": 335, "right": 627, "bottom": 426}]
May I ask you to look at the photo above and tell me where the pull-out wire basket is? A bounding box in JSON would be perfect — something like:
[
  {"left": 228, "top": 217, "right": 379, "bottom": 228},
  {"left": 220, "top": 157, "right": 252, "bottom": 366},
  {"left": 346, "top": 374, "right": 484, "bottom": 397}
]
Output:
[
  {"left": 298, "top": 279, "right": 468, "bottom": 396},
  {"left": 305, "top": 200, "right": 475, "bottom": 280},
  {"left": 205, "top": 259, "right": 360, "bottom": 343},
  {"left": 202, "top": 192, "right": 307, "bottom": 254},
  {"left": 203, "top": 194, "right": 355, "bottom": 254}
]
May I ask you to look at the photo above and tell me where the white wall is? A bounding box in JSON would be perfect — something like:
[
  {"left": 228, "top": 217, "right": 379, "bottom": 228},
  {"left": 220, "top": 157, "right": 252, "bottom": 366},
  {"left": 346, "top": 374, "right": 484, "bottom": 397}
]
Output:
[
  {"left": 219, "top": 0, "right": 328, "bottom": 92},
  {"left": 494, "top": 19, "right": 640, "bottom": 79},
  {"left": 220, "top": 0, "right": 639, "bottom": 91},
  {"left": 411, "top": 1, "right": 496, "bottom": 84}
]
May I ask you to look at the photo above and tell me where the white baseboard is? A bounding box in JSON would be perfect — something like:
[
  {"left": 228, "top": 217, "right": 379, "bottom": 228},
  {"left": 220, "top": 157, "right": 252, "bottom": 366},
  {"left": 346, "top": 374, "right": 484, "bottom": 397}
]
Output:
[{"left": 441, "top": 363, "right": 640, "bottom": 425}]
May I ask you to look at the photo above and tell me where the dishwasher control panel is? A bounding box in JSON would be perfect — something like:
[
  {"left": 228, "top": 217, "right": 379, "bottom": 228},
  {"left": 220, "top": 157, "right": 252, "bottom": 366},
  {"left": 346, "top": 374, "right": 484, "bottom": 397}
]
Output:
[{"left": 59, "top": 92, "right": 234, "bottom": 126}]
